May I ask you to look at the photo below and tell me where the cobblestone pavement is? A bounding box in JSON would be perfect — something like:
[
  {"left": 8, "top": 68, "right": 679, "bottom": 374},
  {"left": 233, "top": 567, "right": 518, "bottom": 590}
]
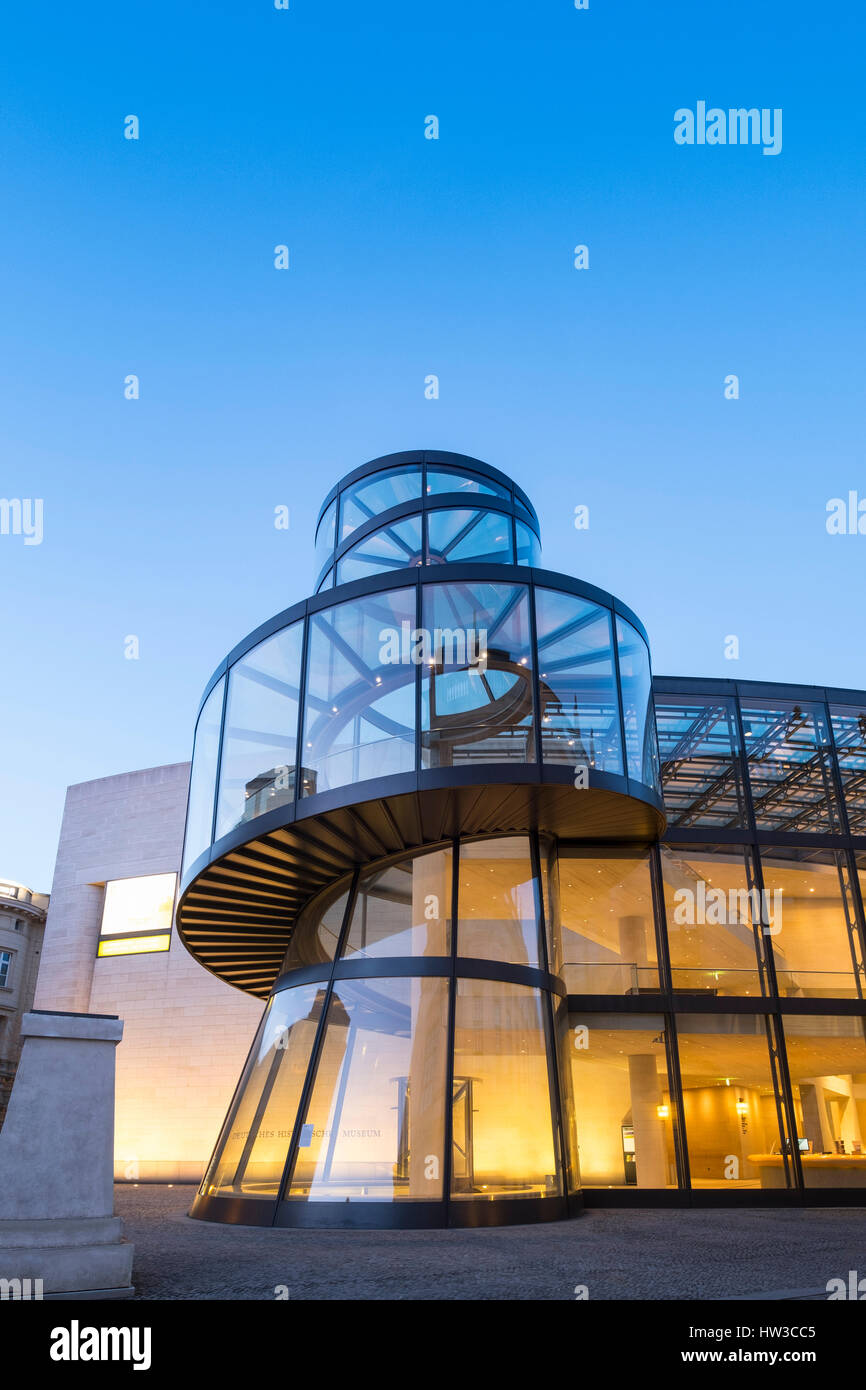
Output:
[{"left": 116, "top": 1185, "right": 866, "bottom": 1300}]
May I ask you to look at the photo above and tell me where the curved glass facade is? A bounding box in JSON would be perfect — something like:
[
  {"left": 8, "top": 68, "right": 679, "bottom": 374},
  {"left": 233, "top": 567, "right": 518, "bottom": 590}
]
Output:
[
  {"left": 313, "top": 452, "right": 541, "bottom": 592},
  {"left": 180, "top": 574, "right": 659, "bottom": 874},
  {"left": 182, "top": 454, "right": 866, "bottom": 1226}
]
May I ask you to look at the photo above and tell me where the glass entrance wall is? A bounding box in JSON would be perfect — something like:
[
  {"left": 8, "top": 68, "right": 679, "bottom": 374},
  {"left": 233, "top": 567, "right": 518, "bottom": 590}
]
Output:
[
  {"left": 675, "top": 1013, "right": 788, "bottom": 1190},
  {"left": 781, "top": 1015, "right": 866, "bottom": 1187},
  {"left": 287, "top": 976, "right": 450, "bottom": 1202},
  {"left": 451, "top": 979, "right": 562, "bottom": 1200},
  {"left": 553, "top": 848, "right": 659, "bottom": 995},
  {"left": 565, "top": 1013, "right": 678, "bottom": 1188},
  {"left": 659, "top": 845, "right": 764, "bottom": 996},
  {"left": 760, "top": 848, "right": 862, "bottom": 999},
  {"left": 194, "top": 826, "right": 866, "bottom": 1222}
]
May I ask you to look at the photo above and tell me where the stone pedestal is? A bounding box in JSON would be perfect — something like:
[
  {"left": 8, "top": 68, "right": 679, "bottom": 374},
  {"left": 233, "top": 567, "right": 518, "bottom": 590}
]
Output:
[{"left": 0, "top": 1011, "right": 134, "bottom": 1299}]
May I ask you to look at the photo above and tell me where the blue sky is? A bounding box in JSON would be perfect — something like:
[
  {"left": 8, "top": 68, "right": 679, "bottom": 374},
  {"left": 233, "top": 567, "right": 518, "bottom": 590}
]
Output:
[{"left": 1, "top": 1, "right": 864, "bottom": 889}]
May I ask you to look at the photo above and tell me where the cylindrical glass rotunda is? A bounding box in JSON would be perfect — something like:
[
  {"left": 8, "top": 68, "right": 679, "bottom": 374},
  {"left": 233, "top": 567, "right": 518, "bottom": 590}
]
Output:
[{"left": 177, "top": 450, "right": 665, "bottom": 1227}]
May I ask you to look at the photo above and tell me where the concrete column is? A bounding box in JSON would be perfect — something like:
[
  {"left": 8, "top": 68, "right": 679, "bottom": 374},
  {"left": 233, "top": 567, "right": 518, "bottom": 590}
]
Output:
[
  {"left": 799, "top": 1083, "right": 832, "bottom": 1153},
  {"left": 619, "top": 914, "right": 649, "bottom": 991},
  {"left": 628, "top": 1053, "right": 668, "bottom": 1188},
  {"left": 0, "top": 1011, "right": 133, "bottom": 1298}
]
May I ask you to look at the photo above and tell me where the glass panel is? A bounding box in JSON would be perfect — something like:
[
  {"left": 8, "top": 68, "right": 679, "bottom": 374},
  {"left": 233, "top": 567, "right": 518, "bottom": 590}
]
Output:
[
  {"left": 288, "top": 976, "right": 449, "bottom": 1201},
  {"left": 783, "top": 1015, "right": 866, "bottom": 1187},
  {"left": 421, "top": 580, "right": 534, "bottom": 768},
  {"left": 301, "top": 588, "right": 416, "bottom": 795},
  {"left": 556, "top": 849, "right": 659, "bottom": 994},
  {"left": 830, "top": 704, "right": 866, "bottom": 833},
  {"left": 316, "top": 568, "right": 334, "bottom": 593},
  {"left": 566, "top": 1013, "right": 677, "bottom": 1187},
  {"left": 182, "top": 677, "right": 224, "bottom": 875},
  {"left": 676, "top": 1013, "right": 786, "bottom": 1190},
  {"left": 425, "top": 467, "right": 508, "bottom": 499},
  {"left": 660, "top": 846, "right": 763, "bottom": 996},
  {"left": 616, "top": 618, "right": 659, "bottom": 787},
  {"left": 340, "top": 465, "right": 422, "bottom": 541},
  {"left": 740, "top": 698, "right": 841, "bottom": 833},
  {"left": 342, "top": 848, "right": 453, "bottom": 959},
  {"left": 654, "top": 693, "right": 747, "bottom": 828},
  {"left": 315, "top": 499, "right": 337, "bottom": 573},
  {"left": 760, "top": 848, "right": 861, "bottom": 998},
  {"left": 201, "top": 985, "right": 323, "bottom": 1199},
  {"left": 427, "top": 507, "right": 513, "bottom": 564},
  {"left": 215, "top": 623, "right": 303, "bottom": 840},
  {"left": 457, "top": 837, "right": 539, "bottom": 967},
  {"left": 536, "top": 588, "right": 623, "bottom": 775},
  {"left": 282, "top": 881, "right": 350, "bottom": 971},
  {"left": 335, "top": 515, "right": 423, "bottom": 584},
  {"left": 514, "top": 518, "right": 541, "bottom": 566},
  {"left": 97, "top": 934, "right": 170, "bottom": 957},
  {"left": 451, "top": 979, "right": 562, "bottom": 1199}
]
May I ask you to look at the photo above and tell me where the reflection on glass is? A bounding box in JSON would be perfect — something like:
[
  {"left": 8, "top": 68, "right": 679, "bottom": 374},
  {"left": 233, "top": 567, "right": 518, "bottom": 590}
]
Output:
[
  {"left": 288, "top": 977, "right": 448, "bottom": 1201},
  {"left": 342, "top": 848, "right": 453, "bottom": 958},
  {"left": 514, "top": 519, "right": 541, "bottom": 565},
  {"left": 830, "top": 704, "right": 866, "bottom": 833},
  {"left": 761, "top": 849, "right": 861, "bottom": 998},
  {"left": 783, "top": 1015, "right": 866, "bottom": 1187},
  {"left": 282, "top": 881, "right": 350, "bottom": 971},
  {"left": 451, "top": 979, "right": 561, "bottom": 1199},
  {"left": 556, "top": 849, "right": 659, "bottom": 993},
  {"left": 457, "top": 837, "right": 539, "bottom": 966},
  {"left": 421, "top": 581, "right": 534, "bottom": 767},
  {"left": 660, "top": 846, "right": 763, "bottom": 996},
  {"left": 301, "top": 588, "right": 416, "bottom": 795},
  {"left": 315, "top": 499, "right": 337, "bottom": 574},
  {"left": 201, "top": 985, "right": 323, "bottom": 1198},
  {"left": 215, "top": 623, "right": 303, "bottom": 840},
  {"left": 676, "top": 1013, "right": 786, "bottom": 1189},
  {"left": 566, "top": 1014, "right": 676, "bottom": 1187},
  {"left": 427, "top": 508, "right": 513, "bottom": 564},
  {"left": 425, "top": 468, "right": 508, "bottom": 499},
  {"left": 336, "top": 515, "right": 423, "bottom": 584},
  {"left": 182, "top": 677, "right": 225, "bottom": 874},
  {"left": 616, "top": 618, "right": 659, "bottom": 787},
  {"left": 536, "top": 588, "right": 622, "bottom": 775},
  {"left": 740, "top": 699, "right": 841, "bottom": 833},
  {"left": 340, "top": 466, "right": 422, "bottom": 541},
  {"left": 654, "top": 693, "right": 746, "bottom": 828}
]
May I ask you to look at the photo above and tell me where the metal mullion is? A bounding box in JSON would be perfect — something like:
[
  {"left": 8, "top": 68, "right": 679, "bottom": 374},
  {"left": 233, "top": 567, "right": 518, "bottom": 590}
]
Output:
[
  {"left": 292, "top": 607, "right": 312, "bottom": 818},
  {"left": 209, "top": 673, "right": 231, "bottom": 847},
  {"left": 663, "top": 1013, "right": 691, "bottom": 1195},
  {"left": 610, "top": 609, "right": 629, "bottom": 781},
  {"left": 733, "top": 687, "right": 782, "bottom": 1002},
  {"left": 844, "top": 846, "right": 866, "bottom": 993},
  {"left": 527, "top": 579, "right": 543, "bottom": 770},
  {"left": 274, "top": 865, "right": 360, "bottom": 1216},
  {"left": 743, "top": 843, "right": 772, "bottom": 1000},
  {"left": 415, "top": 572, "right": 423, "bottom": 774},
  {"left": 442, "top": 837, "right": 460, "bottom": 1224},
  {"left": 764, "top": 1013, "right": 800, "bottom": 1196},
  {"left": 530, "top": 830, "right": 569, "bottom": 1201},
  {"left": 835, "top": 852, "right": 865, "bottom": 999},
  {"left": 768, "top": 1010, "right": 805, "bottom": 1199},
  {"left": 648, "top": 842, "right": 673, "bottom": 996}
]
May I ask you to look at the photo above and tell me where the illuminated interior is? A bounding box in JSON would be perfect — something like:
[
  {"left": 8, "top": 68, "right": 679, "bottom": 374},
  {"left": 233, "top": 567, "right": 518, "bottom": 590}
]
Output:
[{"left": 98, "top": 873, "right": 176, "bottom": 957}]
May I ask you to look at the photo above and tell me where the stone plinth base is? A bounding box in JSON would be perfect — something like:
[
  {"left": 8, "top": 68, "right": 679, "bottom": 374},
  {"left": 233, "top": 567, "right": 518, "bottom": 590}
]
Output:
[{"left": 0, "top": 1012, "right": 134, "bottom": 1299}]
